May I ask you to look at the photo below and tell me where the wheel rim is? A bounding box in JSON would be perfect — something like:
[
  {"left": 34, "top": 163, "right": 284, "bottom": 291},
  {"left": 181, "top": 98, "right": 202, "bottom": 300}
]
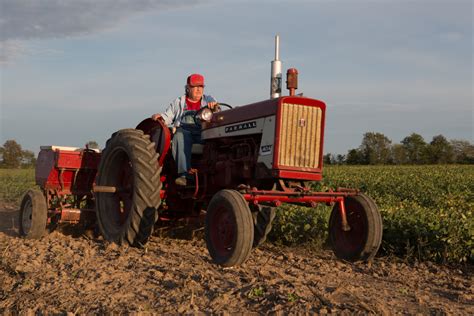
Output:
[
  {"left": 332, "top": 199, "right": 367, "bottom": 255},
  {"left": 209, "top": 206, "right": 236, "bottom": 257},
  {"left": 22, "top": 198, "right": 33, "bottom": 234}
]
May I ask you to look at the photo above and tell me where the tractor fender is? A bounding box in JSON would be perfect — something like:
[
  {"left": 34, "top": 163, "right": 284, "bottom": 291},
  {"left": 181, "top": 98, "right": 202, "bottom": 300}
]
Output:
[{"left": 136, "top": 118, "right": 171, "bottom": 166}]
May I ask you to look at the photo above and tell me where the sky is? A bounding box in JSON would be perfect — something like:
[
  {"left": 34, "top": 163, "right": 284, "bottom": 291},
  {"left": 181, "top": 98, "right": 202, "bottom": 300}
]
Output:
[{"left": 0, "top": 0, "right": 472, "bottom": 155}]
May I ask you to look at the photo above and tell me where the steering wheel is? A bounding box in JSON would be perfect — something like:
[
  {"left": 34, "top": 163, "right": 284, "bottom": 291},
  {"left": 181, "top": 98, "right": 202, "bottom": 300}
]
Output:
[
  {"left": 194, "top": 103, "right": 233, "bottom": 122},
  {"left": 215, "top": 102, "right": 233, "bottom": 110}
]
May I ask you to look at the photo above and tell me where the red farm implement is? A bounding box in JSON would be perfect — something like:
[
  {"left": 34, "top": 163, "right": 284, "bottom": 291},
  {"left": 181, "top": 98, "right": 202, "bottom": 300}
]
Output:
[{"left": 20, "top": 146, "right": 100, "bottom": 237}]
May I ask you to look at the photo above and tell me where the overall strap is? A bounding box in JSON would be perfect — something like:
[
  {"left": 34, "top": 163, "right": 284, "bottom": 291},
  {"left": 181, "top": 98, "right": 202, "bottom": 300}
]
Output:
[{"left": 175, "top": 95, "right": 186, "bottom": 125}]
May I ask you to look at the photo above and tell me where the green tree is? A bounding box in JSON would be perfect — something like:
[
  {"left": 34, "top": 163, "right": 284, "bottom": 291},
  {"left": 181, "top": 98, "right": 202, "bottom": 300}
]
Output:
[
  {"left": 323, "top": 153, "right": 334, "bottom": 165},
  {"left": 0, "top": 140, "right": 23, "bottom": 168},
  {"left": 450, "top": 139, "right": 474, "bottom": 164},
  {"left": 427, "top": 135, "right": 454, "bottom": 164},
  {"left": 21, "top": 150, "right": 36, "bottom": 168},
  {"left": 391, "top": 144, "right": 408, "bottom": 164},
  {"left": 336, "top": 154, "right": 345, "bottom": 165},
  {"left": 401, "top": 133, "right": 427, "bottom": 164},
  {"left": 359, "top": 132, "right": 392, "bottom": 164},
  {"left": 346, "top": 148, "right": 364, "bottom": 165},
  {"left": 86, "top": 140, "right": 100, "bottom": 150}
]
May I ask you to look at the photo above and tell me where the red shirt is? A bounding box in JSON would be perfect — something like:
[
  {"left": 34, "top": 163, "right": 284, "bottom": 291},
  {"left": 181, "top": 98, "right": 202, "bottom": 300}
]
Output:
[{"left": 185, "top": 98, "right": 201, "bottom": 111}]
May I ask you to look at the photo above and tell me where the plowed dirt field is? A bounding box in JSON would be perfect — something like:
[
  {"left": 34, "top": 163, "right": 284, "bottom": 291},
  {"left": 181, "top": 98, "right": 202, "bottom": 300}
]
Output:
[{"left": 1, "top": 206, "right": 472, "bottom": 314}]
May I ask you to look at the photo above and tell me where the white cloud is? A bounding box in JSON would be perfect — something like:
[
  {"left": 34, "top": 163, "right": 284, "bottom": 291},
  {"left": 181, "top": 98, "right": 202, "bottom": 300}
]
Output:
[
  {"left": 0, "top": 40, "right": 28, "bottom": 64},
  {"left": 0, "top": 40, "right": 65, "bottom": 65},
  {"left": 0, "top": 0, "right": 203, "bottom": 62}
]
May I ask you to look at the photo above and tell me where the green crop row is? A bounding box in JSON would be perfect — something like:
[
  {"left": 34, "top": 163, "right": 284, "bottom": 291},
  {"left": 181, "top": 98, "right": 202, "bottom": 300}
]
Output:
[{"left": 270, "top": 165, "right": 474, "bottom": 264}]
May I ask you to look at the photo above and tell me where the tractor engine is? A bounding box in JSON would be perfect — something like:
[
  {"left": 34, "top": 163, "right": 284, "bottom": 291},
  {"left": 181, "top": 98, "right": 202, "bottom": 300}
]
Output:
[
  {"left": 201, "top": 95, "right": 326, "bottom": 189},
  {"left": 205, "top": 135, "right": 261, "bottom": 188}
]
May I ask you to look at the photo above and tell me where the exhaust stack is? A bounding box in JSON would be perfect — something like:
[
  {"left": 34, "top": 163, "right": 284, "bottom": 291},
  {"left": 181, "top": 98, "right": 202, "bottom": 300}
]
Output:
[
  {"left": 270, "top": 35, "right": 282, "bottom": 99},
  {"left": 286, "top": 68, "right": 298, "bottom": 96}
]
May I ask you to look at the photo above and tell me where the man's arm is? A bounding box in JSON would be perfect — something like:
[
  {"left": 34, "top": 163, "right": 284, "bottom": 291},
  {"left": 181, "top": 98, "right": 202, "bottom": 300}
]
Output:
[
  {"left": 151, "top": 97, "right": 180, "bottom": 125},
  {"left": 204, "top": 95, "right": 218, "bottom": 111}
]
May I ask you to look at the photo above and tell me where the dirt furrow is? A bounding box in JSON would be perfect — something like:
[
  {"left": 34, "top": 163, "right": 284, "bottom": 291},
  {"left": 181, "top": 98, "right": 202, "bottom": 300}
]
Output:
[{"left": 1, "top": 209, "right": 472, "bottom": 314}]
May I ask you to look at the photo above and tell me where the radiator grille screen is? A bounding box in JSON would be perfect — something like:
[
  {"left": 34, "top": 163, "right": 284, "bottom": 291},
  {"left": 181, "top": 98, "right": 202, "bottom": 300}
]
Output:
[{"left": 278, "top": 103, "right": 322, "bottom": 169}]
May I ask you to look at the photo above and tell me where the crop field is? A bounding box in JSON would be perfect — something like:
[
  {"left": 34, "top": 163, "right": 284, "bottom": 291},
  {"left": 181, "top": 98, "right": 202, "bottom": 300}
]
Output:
[
  {"left": 0, "top": 169, "right": 36, "bottom": 205},
  {"left": 1, "top": 165, "right": 473, "bottom": 264},
  {"left": 271, "top": 165, "right": 474, "bottom": 264}
]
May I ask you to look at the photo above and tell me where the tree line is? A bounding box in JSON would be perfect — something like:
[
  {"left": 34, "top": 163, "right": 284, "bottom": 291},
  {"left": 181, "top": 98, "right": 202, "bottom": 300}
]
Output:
[
  {"left": 0, "top": 140, "right": 36, "bottom": 168},
  {"left": 1, "top": 134, "right": 473, "bottom": 169},
  {"left": 324, "top": 132, "right": 474, "bottom": 165},
  {"left": 0, "top": 140, "right": 99, "bottom": 169}
]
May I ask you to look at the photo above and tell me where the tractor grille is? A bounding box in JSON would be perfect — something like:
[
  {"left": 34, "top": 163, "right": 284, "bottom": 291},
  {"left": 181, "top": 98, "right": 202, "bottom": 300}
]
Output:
[{"left": 278, "top": 103, "right": 322, "bottom": 169}]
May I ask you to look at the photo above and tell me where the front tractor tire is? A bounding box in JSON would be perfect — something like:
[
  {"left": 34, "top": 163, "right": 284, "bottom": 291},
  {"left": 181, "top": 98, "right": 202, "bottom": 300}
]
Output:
[
  {"left": 19, "top": 189, "right": 48, "bottom": 239},
  {"left": 329, "top": 193, "right": 383, "bottom": 262},
  {"left": 205, "top": 190, "right": 254, "bottom": 267},
  {"left": 96, "top": 129, "right": 162, "bottom": 247}
]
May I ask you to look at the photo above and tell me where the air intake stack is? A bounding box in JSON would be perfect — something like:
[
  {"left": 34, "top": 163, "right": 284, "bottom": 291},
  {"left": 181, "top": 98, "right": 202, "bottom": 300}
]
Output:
[{"left": 270, "top": 35, "right": 282, "bottom": 99}]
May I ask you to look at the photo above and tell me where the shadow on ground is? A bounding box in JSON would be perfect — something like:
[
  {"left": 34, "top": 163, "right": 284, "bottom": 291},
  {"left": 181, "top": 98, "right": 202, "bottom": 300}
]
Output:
[{"left": 0, "top": 208, "right": 19, "bottom": 237}]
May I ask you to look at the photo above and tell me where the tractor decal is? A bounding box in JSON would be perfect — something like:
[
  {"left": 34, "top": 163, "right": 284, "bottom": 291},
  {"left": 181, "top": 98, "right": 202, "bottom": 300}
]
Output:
[{"left": 224, "top": 121, "right": 257, "bottom": 133}]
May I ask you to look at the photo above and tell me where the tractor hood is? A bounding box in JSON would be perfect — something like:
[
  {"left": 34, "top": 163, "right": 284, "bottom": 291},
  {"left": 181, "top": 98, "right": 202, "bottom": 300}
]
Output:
[{"left": 204, "top": 96, "right": 325, "bottom": 130}]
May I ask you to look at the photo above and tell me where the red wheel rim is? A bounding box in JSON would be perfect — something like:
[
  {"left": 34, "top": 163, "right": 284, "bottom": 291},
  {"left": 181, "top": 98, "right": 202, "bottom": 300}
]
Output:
[
  {"left": 209, "top": 206, "right": 236, "bottom": 257},
  {"left": 332, "top": 199, "right": 367, "bottom": 255}
]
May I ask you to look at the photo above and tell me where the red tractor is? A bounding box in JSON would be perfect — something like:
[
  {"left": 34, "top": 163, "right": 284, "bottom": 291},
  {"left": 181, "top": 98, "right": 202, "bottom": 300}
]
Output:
[{"left": 20, "top": 37, "right": 383, "bottom": 267}]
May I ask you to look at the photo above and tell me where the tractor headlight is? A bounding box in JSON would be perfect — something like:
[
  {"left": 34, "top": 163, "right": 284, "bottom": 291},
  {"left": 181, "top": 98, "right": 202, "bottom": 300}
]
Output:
[{"left": 200, "top": 108, "right": 213, "bottom": 122}]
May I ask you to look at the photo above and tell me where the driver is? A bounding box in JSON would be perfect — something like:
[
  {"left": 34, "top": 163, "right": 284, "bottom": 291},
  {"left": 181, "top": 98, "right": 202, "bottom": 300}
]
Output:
[{"left": 151, "top": 73, "right": 218, "bottom": 186}]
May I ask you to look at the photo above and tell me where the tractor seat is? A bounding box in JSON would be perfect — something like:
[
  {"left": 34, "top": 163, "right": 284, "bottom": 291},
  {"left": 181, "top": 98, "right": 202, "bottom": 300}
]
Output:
[{"left": 191, "top": 143, "right": 204, "bottom": 155}]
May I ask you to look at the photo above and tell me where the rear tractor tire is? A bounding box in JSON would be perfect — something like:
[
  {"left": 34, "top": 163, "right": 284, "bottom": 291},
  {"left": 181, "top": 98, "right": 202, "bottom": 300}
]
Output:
[
  {"left": 328, "top": 193, "right": 383, "bottom": 262},
  {"left": 96, "top": 129, "right": 162, "bottom": 247},
  {"left": 19, "top": 189, "right": 48, "bottom": 239},
  {"left": 205, "top": 190, "right": 254, "bottom": 267}
]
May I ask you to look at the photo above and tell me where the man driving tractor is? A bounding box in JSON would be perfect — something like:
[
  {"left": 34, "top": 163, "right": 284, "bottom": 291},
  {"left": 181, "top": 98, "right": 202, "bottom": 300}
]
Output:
[{"left": 151, "top": 74, "right": 218, "bottom": 186}]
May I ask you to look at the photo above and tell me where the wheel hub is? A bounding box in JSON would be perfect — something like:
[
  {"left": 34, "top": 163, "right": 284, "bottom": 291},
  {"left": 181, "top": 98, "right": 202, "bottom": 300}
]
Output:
[
  {"left": 211, "top": 207, "right": 235, "bottom": 255},
  {"left": 21, "top": 199, "right": 33, "bottom": 234}
]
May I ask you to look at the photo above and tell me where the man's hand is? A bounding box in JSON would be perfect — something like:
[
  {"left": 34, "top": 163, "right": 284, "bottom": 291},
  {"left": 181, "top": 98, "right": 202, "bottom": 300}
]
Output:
[
  {"left": 208, "top": 101, "right": 218, "bottom": 111},
  {"left": 151, "top": 113, "right": 162, "bottom": 121}
]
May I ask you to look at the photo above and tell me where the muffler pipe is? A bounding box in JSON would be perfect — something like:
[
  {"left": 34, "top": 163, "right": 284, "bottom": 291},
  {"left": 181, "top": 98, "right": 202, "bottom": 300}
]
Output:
[{"left": 270, "top": 35, "right": 282, "bottom": 99}]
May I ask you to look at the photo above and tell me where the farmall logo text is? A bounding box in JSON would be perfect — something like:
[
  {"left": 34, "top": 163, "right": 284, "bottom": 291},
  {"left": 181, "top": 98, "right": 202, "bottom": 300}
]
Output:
[{"left": 225, "top": 121, "right": 257, "bottom": 133}]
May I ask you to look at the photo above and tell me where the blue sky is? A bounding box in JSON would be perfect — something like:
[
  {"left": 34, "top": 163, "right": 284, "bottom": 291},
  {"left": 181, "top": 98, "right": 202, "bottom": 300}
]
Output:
[{"left": 0, "top": 0, "right": 472, "bottom": 155}]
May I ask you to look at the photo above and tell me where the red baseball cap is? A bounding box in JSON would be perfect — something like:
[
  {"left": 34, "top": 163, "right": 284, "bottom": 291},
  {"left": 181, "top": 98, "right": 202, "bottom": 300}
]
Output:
[{"left": 187, "top": 73, "right": 205, "bottom": 87}]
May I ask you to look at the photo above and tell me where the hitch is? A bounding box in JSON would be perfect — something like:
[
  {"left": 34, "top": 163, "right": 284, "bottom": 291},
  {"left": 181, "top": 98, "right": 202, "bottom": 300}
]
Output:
[{"left": 93, "top": 185, "right": 130, "bottom": 194}]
